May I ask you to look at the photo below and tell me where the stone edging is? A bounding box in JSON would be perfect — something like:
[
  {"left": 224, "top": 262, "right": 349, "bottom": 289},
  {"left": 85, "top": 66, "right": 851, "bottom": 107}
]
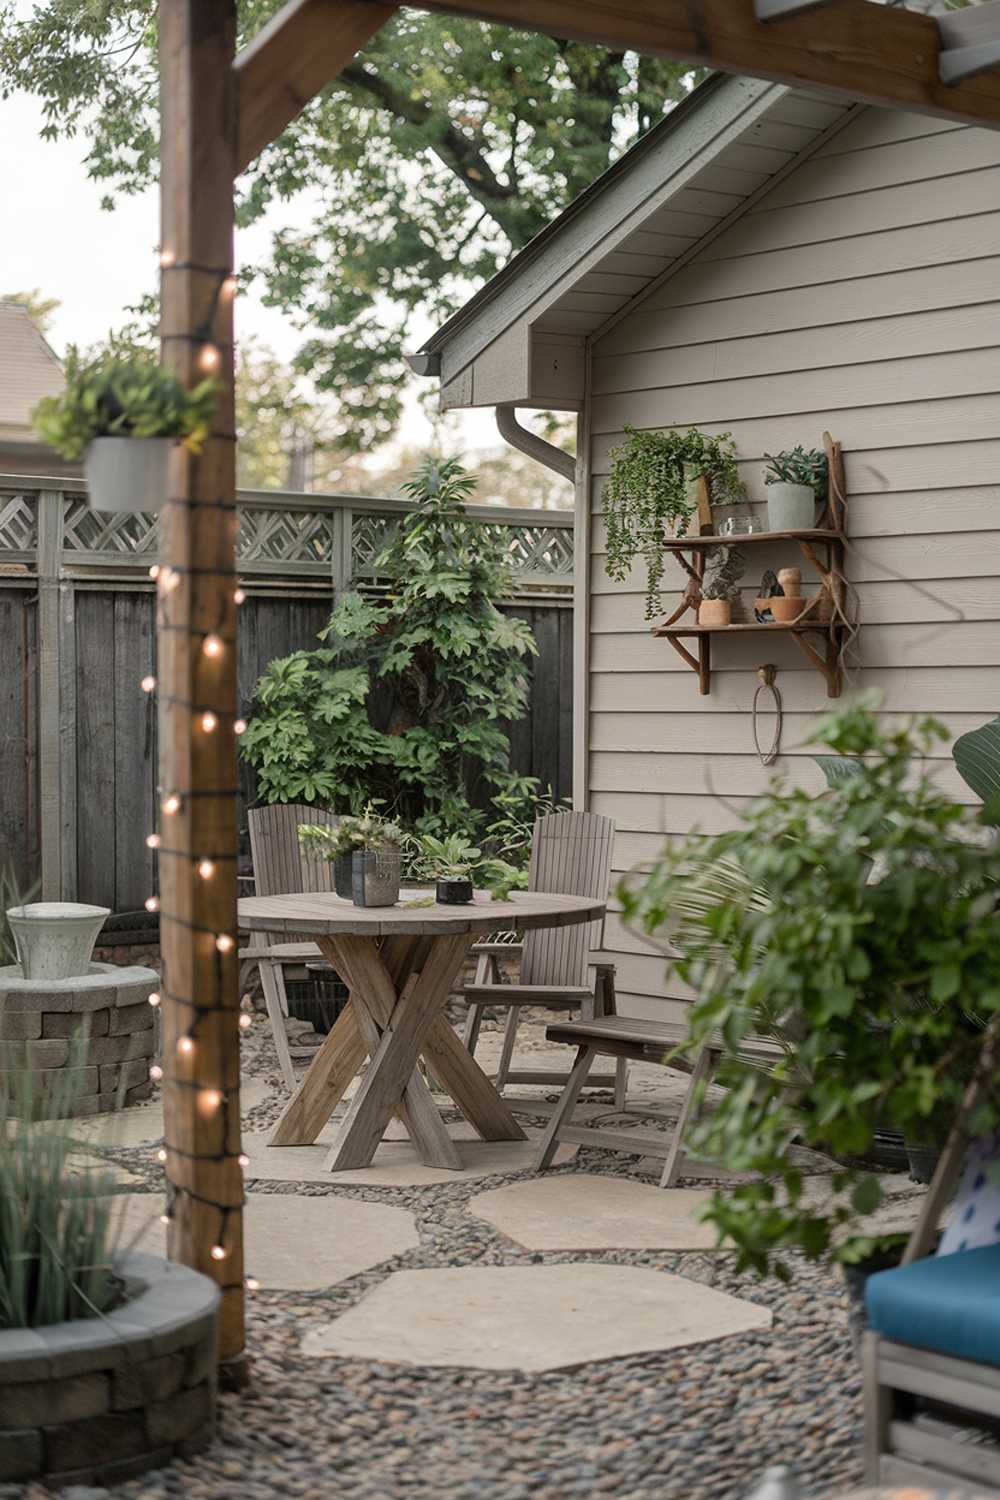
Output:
[{"left": 0, "top": 1251, "right": 219, "bottom": 1487}]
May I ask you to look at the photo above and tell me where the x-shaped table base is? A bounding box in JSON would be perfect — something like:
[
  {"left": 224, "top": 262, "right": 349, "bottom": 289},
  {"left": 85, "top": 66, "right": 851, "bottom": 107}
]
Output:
[{"left": 269, "top": 931, "right": 526, "bottom": 1170}]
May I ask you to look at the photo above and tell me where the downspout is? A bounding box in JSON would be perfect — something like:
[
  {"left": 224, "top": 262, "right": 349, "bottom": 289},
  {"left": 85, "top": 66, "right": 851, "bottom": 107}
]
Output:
[{"left": 495, "top": 404, "right": 575, "bottom": 483}]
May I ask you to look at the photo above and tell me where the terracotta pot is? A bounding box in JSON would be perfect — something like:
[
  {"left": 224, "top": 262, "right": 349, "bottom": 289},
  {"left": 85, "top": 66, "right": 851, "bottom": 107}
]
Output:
[
  {"left": 770, "top": 595, "right": 806, "bottom": 624},
  {"left": 698, "top": 598, "right": 731, "bottom": 626},
  {"left": 777, "top": 566, "right": 802, "bottom": 598}
]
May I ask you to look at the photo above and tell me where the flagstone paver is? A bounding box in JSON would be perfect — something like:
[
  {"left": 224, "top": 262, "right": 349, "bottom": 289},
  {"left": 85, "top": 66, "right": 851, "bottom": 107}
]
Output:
[
  {"left": 112, "top": 1190, "right": 419, "bottom": 1290},
  {"left": 300, "top": 1262, "right": 772, "bottom": 1371},
  {"left": 469, "top": 1172, "right": 722, "bottom": 1250},
  {"left": 241, "top": 1122, "right": 577, "bottom": 1186}
]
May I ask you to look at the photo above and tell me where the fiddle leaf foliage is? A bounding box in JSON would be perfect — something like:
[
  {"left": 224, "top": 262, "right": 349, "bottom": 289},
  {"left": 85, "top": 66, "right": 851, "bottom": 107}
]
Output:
[
  {"left": 620, "top": 696, "right": 1000, "bottom": 1278},
  {"left": 242, "top": 457, "right": 537, "bottom": 838}
]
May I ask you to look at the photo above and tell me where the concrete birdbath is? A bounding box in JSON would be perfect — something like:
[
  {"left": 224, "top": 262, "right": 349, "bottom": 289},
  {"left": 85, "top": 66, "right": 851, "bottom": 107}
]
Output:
[{"left": 6, "top": 902, "right": 111, "bottom": 981}]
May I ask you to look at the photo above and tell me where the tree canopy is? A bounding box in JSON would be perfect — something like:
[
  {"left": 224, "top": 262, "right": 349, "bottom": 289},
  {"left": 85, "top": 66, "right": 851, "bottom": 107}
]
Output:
[{"left": 0, "top": 4, "right": 697, "bottom": 449}]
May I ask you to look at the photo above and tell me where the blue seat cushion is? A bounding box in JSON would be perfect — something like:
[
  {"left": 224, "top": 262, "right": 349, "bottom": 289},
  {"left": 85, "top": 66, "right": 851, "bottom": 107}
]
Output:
[{"left": 866, "top": 1244, "right": 1000, "bottom": 1366}]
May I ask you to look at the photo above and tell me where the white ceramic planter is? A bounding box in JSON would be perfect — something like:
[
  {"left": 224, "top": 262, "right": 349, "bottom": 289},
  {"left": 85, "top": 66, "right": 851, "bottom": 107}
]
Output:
[
  {"left": 765, "top": 481, "right": 817, "bottom": 532},
  {"left": 6, "top": 902, "right": 110, "bottom": 981},
  {"left": 84, "top": 435, "right": 173, "bottom": 514}
]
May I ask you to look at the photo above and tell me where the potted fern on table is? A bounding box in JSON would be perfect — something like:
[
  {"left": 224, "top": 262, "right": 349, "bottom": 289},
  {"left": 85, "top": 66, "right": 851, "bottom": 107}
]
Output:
[{"left": 32, "top": 340, "right": 220, "bottom": 514}]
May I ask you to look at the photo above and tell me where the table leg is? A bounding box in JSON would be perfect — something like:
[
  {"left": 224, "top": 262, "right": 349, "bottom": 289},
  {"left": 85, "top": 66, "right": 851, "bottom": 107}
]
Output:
[
  {"left": 421, "top": 1019, "right": 526, "bottom": 1142},
  {"left": 269, "top": 1000, "right": 367, "bottom": 1147},
  {"left": 321, "top": 933, "right": 472, "bottom": 1172},
  {"left": 329, "top": 938, "right": 461, "bottom": 1171}
]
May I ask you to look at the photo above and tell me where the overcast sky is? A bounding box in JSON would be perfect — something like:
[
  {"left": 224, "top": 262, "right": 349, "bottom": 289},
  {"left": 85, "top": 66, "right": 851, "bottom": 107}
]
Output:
[{"left": 0, "top": 81, "right": 501, "bottom": 463}]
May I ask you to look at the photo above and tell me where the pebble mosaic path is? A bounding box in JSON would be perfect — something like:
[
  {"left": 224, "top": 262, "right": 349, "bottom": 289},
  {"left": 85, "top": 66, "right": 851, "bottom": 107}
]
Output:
[{"left": 3, "top": 1018, "right": 928, "bottom": 1500}]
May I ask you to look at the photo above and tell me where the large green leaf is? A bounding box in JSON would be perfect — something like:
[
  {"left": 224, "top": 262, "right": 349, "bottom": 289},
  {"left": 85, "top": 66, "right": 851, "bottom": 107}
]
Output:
[
  {"left": 814, "top": 755, "right": 865, "bottom": 788},
  {"left": 953, "top": 716, "right": 1000, "bottom": 805}
]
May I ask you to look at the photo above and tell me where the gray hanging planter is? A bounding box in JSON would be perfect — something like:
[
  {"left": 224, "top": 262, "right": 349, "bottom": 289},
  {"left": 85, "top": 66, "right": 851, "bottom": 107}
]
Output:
[{"left": 84, "top": 436, "right": 173, "bottom": 514}]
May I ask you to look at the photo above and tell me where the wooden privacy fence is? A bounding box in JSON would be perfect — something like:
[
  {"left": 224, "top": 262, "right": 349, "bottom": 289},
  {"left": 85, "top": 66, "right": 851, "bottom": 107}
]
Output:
[{"left": 0, "top": 476, "right": 573, "bottom": 913}]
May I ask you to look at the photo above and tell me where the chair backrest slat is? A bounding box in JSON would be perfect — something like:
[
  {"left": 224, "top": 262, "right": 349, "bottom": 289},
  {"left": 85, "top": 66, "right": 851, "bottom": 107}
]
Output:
[
  {"left": 521, "top": 811, "right": 615, "bottom": 987},
  {"left": 247, "top": 804, "right": 336, "bottom": 946}
]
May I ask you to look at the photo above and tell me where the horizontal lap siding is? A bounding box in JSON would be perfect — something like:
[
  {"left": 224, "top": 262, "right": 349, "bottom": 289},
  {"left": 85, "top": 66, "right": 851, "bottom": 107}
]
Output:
[{"left": 586, "top": 107, "right": 1000, "bottom": 1021}]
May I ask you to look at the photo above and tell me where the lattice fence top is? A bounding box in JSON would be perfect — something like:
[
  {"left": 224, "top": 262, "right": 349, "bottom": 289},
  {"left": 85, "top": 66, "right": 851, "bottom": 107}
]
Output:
[{"left": 0, "top": 482, "right": 574, "bottom": 598}]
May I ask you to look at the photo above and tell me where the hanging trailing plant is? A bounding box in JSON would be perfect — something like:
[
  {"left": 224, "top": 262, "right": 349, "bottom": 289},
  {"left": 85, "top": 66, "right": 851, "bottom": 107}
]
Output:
[{"left": 602, "top": 424, "right": 744, "bottom": 618}]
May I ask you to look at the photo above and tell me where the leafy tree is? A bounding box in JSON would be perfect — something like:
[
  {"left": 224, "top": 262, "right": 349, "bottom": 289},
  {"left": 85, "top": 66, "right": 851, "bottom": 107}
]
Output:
[
  {"left": 240, "top": 456, "right": 537, "bottom": 835},
  {"left": 0, "top": 4, "right": 697, "bottom": 448},
  {"left": 3, "top": 288, "right": 60, "bottom": 336}
]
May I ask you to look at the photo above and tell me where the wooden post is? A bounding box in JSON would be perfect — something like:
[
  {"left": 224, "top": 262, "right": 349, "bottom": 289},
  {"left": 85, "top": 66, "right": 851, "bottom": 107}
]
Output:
[
  {"left": 158, "top": 0, "right": 246, "bottom": 1376},
  {"left": 35, "top": 490, "right": 65, "bottom": 899}
]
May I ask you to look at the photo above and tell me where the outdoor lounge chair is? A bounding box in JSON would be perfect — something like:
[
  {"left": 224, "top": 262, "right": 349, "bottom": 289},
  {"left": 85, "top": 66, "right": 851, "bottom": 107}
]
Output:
[
  {"left": 532, "top": 1013, "right": 784, "bottom": 1188},
  {"left": 240, "top": 803, "right": 338, "bottom": 1091},
  {"left": 460, "top": 810, "right": 626, "bottom": 1100},
  {"left": 862, "top": 1018, "right": 1000, "bottom": 1495}
]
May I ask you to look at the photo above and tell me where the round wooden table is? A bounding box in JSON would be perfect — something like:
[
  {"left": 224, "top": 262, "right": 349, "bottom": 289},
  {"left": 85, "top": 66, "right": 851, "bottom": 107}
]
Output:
[{"left": 238, "top": 890, "right": 606, "bottom": 1173}]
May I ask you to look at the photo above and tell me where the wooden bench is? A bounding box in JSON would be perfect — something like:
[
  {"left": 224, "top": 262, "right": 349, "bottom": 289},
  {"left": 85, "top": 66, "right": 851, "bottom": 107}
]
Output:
[{"left": 534, "top": 1012, "right": 785, "bottom": 1188}]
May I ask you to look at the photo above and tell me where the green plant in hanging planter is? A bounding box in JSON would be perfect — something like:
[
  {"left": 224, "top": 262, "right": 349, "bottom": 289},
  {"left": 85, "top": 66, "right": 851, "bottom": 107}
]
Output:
[
  {"left": 602, "top": 424, "right": 744, "bottom": 618},
  {"left": 32, "top": 342, "right": 221, "bottom": 461}
]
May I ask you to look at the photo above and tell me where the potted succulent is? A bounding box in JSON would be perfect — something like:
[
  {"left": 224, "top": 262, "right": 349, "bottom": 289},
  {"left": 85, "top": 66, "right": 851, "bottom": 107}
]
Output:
[
  {"left": 762, "top": 446, "right": 828, "bottom": 531},
  {"left": 417, "top": 833, "right": 482, "bottom": 904},
  {"left": 698, "top": 545, "right": 747, "bottom": 626},
  {"left": 340, "top": 804, "right": 404, "bottom": 908},
  {"left": 603, "top": 423, "right": 745, "bottom": 619},
  {"left": 298, "top": 819, "right": 360, "bottom": 899},
  {"left": 32, "top": 341, "right": 220, "bottom": 514},
  {"left": 620, "top": 697, "right": 1000, "bottom": 1300}
]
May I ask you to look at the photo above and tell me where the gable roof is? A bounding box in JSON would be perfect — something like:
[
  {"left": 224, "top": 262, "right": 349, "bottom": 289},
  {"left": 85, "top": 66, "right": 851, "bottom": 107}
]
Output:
[
  {"left": 0, "top": 301, "right": 64, "bottom": 446},
  {"left": 409, "top": 73, "right": 860, "bottom": 411}
]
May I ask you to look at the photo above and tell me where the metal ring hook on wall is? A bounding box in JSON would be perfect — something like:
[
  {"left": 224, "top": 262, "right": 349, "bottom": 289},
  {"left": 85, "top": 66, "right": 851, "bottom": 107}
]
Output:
[{"left": 752, "top": 664, "right": 783, "bottom": 766}]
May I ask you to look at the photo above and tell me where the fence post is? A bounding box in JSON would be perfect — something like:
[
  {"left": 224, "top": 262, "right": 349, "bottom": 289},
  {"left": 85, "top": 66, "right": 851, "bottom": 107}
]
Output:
[
  {"left": 330, "top": 500, "right": 353, "bottom": 601},
  {"left": 35, "top": 491, "right": 66, "bottom": 900}
]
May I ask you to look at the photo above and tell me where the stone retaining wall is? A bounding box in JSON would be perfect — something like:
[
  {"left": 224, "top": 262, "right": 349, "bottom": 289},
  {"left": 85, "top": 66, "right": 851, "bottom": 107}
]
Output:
[
  {"left": 0, "top": 1253, "right": 218, "bottom": 1487},
  {"left": 0, "top": 964, "right": 159, "bottom": 1116}
]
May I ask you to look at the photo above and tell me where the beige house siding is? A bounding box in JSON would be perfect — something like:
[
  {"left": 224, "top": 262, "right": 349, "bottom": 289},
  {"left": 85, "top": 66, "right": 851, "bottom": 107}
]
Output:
[{"left": 584, "top": 106, "right": 1000, "bottom": 1021}]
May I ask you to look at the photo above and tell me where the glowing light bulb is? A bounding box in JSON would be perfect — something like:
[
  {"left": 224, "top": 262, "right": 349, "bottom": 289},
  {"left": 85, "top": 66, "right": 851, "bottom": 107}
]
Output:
[
  {"left": 148, "top": 564, "right": 160, "bottom": 580},
  {"left": 148, "top": 991, "right": 161, "bottom": 1008},
  {"left": 164, "top": 569, "right": 181, "bottom": 592},
  {"left": 197, "top": 858, "right": 215, "bottom": 880},
  {"left": 245, "top": 1276, "right": 260, "bottom": 1292},
  {"left": 234, "top": 718, "right": 247, "bottom": 736},
  {"left": 162, "top": 794, "right": 181, "bottom": 816},
  {"left": 221, "top": 275, "right": 237, "bottom": 298},
  {"left": 177, "top": 1036, "right": 194, "bottom": 1056},
  {"left": 157, "top": 1148, "right": 167, "bottom": 1163},
  {"left": 146, "top": 833, "right": 161, "bottom": 850},
  {"left": 141, "top": 674, "right": 157, "bottom": 693},
  {"left": 159, "top": 248, "right": 175, "bottom": 268},
  {"left": 238, "top": 1012, "right": 252, "bottom": 1031},
  {"left": 215, "top": 933, "right": 234, "bottom": 954},
  {"left": 198, "top": 344, "right": 221, "bottom": 373},
  {"left": 203, "top": 634, "right": 223, "bottom": 658},
  {"left": 210, "top": 1244, "right": 227, "bottom": 1261},
  {"left": 160, "top": 1212, "right": 171, "bottom": 1225},
  {"left": 233, "top": 587, "right": 245, "bottom": 606},
  {"left": 145, "top": 895, "right": 160, "bottom": 913},
  {"left": 200, "top": 711, "right": 217, "bottom": 734},
  {"left": 238, "top": 1153, "right": 250, "bottom": 1168},
  {"left": 201, "top": 1089, "right": 222, "bottom": 1110},
  {"left": 150, "top": 1064, "right": 163, "bottom": 1081}
]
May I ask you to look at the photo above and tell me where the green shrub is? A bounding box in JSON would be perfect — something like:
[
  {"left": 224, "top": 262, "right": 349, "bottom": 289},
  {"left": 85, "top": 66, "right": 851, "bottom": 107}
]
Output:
[
  {"left": 621, "top": 696, "right": 1000, "bottom": 1276},
  {"left": 241, "top": 456, "right": 536, "bottom": 838},
  {"left": 33, "top": 341, "right": 221, "bottom": 461}
]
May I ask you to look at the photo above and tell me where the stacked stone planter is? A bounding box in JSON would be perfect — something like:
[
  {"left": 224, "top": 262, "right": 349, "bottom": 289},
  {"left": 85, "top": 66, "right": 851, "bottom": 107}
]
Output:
[
  {"left": 0, "top": 963, "right": 159, "bottom": 1116},
  {"left": 0, "top": 1253, "right": 218, "bottom": 1486}
]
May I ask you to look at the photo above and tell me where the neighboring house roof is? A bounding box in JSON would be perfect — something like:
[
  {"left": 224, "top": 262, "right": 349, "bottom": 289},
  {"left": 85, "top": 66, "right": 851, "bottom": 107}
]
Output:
[
  {"left": 410, "top": 73, "right": 861, "bottom": 412},
  {"left": 0, "top": 301, "right": 64, "bottom": 448}
]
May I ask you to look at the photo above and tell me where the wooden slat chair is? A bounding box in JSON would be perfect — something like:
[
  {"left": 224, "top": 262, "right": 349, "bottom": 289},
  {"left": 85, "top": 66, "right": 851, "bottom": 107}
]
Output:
[
  {"left": 240, "top": 803, "right": 338, "bottom": 1092},
  {"left": 461, "top": 810, "right": 625, "bottom": 1099},
  {"left": 533, "top": 1012, "right": 785, "bottom": 1188},
  {"left": 863, "top": 1017, "right": 1000, "bottom": 1495}
]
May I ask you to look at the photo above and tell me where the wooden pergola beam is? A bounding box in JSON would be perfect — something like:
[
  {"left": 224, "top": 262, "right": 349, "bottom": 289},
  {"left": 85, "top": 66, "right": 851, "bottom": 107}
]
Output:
[
  {"left": 234, "top": 0, "right": 396, "bottom": 174},
  {"left": 414, "top": 0, "right": 1000, "bottom": 131}
]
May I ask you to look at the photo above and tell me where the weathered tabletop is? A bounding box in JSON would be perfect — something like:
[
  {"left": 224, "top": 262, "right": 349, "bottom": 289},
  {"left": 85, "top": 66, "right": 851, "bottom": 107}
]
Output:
[{"left": 238, "top": 891, "right": 606, "bottom": 1173}]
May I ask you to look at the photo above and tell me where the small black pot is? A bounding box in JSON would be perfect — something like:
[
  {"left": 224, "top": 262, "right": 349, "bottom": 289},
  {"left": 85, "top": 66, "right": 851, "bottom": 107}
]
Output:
[{"left": 436, "top": 878, "right": 473, "bottom": 905}]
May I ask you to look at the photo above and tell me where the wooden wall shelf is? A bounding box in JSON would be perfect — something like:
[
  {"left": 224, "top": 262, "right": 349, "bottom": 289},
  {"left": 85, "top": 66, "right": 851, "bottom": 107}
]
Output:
[{"left": 652, "top": 432, "right": 853, "bottom": 698}]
